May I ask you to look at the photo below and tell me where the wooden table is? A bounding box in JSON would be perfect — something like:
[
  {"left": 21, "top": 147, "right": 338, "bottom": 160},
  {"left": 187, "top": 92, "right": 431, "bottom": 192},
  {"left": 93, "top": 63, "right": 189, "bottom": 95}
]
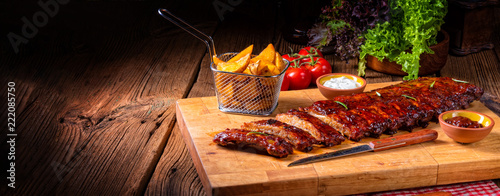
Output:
[{"left": 1, "top": 1, "right": 499, "bottom": 195}]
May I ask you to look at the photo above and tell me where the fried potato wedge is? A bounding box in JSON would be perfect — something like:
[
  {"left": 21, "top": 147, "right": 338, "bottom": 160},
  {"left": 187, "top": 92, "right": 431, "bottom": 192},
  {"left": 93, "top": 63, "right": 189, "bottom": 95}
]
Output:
[
  {"left": 243, "top": 60, "right": 258, "bottom": 75},
  {"left": 228, "top": 45, "right": 254, "bottom": 63},
  {"left": 264, "top": 61, "right": 280, "bottom": 75},
  {"left": 238, "top": 79, "right": 260, "bottom": 102},
  {"left": 213, "top": 55, "right": 225, "bottom": 67},
  {"left": 218, "top": 53, "right": 251, "bottom": 73},
  {"left": 275, "top": 52, "right": 286, "bottom": 72},
  {"left": 244, "top": 60, "right": 270, "bottom": 75},
  {"left": 251, "top": 44, "right": 275, "bottom": 63},
  {"left": 216, "top": 44, "right": 285, "bottom": 76}
]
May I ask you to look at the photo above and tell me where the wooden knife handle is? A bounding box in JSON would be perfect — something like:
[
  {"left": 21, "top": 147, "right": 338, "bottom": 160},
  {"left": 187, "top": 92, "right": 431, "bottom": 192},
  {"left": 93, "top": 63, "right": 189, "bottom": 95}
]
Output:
[{"left": 369, "top": 129, "right": 438, "bottom": 152}]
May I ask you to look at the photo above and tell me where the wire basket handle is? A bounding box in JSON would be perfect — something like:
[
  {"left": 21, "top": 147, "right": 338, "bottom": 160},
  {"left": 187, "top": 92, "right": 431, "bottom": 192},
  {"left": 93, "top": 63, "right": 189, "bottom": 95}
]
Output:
[{"left": 157, "top": 8, "right": 216, "bottom": 62}]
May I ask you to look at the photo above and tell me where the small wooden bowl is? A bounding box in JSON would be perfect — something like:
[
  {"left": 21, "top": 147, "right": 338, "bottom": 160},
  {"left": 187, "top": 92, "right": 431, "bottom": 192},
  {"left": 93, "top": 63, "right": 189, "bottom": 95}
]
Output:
[
  {"left": 316, "top": 73, "right": 366, "bottom": 100},
  {"left": 366, "top": 30, "right": 450, "bottom": 76},
  {"left": 438, "top": 110, "right": 495, "bottom": 143}
]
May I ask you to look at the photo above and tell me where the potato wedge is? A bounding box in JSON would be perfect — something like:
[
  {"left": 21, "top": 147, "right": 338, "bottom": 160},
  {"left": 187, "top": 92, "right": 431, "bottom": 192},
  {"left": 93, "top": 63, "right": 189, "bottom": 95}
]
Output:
[
  {"left": 251, "top": 44, "right": 275, "bottom": 63},
  {"left": 243, "top": 60, "right": 258, "bottom": 75},
  {"left": 275, "top": 52, "right": 287, "bottom": 72},
  {"left": 218, "top": 53, "right": 251, "bottom": 73},
  {"left": 228, "top": 45, "right": 254, "bottom": 63},
  {"left": 264, "top": 61, "right": 281, "bottom": 75},
  {"left": 258, "top": 60, "right": 274, "bottom": 75},
  {"left": 238, "top": 79, "right": 261, "bottom": 103},
  {"left": 244, "top": 59, "right": 270, "bottom": 75},
  {"left": 260, "top": 67, "right": 274, "bottom": 76},
  {"left": 213, "top": 55, "right": 225, "bottom": 67},
  {"left": 242, "top": 66, "right": 253, "bottom": 75}
]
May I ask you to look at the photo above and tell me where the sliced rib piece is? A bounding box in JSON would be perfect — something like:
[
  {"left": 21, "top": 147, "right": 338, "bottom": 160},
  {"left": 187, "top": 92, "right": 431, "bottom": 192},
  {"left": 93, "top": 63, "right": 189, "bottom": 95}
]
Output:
[
  {"left": 213, "top": 128, "right": 293, "bottom": 158},
  {"left": 276, "top": 110, "right": 345, "bottom": 147},
  {"left": 241, "top": 119, "right": 318, "bottom": 152},
  {"left": 303, "top": 102, "right": 373, "bottom": 141}
]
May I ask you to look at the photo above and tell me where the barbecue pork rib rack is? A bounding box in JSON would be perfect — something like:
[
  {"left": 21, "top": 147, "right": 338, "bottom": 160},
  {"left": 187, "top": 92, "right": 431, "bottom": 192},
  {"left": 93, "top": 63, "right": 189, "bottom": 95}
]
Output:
[{"left": 213, "top": 77, "right": 484, "bottom": 157}]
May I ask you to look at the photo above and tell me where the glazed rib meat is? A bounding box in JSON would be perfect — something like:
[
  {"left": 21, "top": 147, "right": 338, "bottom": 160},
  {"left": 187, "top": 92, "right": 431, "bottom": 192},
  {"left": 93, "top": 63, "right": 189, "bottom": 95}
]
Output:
[
  {"left": 213, "top": 128, "right": 293, "bottom": 158},
  {"left": 304, "top": 77, "right": 483, "bottom": 141},
  {"left": 242, "top": 119, "right": 318, "bottom": 152},
  {"left": 275, "top": 110, "right": 345, "bottom": 147},
  {"left": 213, "top": 77, "right": 484, "bottom": 156}
]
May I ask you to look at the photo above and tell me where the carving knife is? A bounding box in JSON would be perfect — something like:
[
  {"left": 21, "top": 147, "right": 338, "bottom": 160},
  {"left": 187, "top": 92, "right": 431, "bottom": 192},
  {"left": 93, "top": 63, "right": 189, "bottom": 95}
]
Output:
[{"left": 288, "top": 129, "right": 438, "bottom": 167}]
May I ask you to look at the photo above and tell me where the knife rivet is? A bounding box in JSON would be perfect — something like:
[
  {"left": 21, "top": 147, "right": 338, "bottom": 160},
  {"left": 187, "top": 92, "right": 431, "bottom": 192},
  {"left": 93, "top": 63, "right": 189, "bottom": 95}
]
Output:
[
  {"left": 377, "top": 141, "right": 381, "bottom": 144},
  {"left": 391, "top": 138, "right": 396, "bottom": 141}
]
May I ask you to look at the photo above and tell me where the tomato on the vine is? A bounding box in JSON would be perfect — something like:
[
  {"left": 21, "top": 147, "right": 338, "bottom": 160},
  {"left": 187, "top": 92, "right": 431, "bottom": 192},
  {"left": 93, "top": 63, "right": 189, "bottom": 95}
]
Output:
[
  {"left": 298, "top": 46, "right": 324, "bottom": 58},
  {"left": 282, "top": 54, "right": 299, "bottom": 67},
  {"left": 301, "top": 57, "right": 332, "bottom": 82},
  {"left": 285, "top": 67, "right": 312, "bottom": 90},
  {"left": 280, "top": 75, "right": 290, "bottom": 91}
]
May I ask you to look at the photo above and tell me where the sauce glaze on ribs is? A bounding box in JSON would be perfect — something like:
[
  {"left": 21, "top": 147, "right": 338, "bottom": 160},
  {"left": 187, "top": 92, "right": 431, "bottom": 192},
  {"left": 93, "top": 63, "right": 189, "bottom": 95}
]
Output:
[
  {"left": 241, "top": 119, "right": 318, "bottom": 152},
  {"left": 213, "top": 128, "right": 293, "bottom": 158},
  {"left": 275, "top": 110, "right": 345, "bottom": 147},
  {"left": 304, "top": 77, "right": 484, "bottom": 141},
  {"left": 213, "top": 77, "right": 484, "bottom": 156}
]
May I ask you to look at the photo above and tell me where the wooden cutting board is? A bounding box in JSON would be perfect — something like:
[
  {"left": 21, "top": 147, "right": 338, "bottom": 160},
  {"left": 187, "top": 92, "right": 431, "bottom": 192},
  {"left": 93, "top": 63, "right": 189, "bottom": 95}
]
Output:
[{"left": 176, "top": 82, "right": 500, "bottom": 196}]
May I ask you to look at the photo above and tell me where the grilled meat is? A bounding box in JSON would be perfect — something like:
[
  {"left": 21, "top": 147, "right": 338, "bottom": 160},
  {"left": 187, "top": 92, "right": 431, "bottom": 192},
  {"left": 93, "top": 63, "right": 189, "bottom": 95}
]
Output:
[
  {"left": 213, "top": 77, "right": 483, "bottom": 157},
  {"left": 305, "top": 77, "right": 483, "bottom": 141},
  {"left": 213, "top": 128, "right": 293, "bottom": 158},
  {"left": 275, "top": 110, "right": 345, "bottom": 147},
  {"left": 241, "top": 119, "right": 318, "bottom": 152}
]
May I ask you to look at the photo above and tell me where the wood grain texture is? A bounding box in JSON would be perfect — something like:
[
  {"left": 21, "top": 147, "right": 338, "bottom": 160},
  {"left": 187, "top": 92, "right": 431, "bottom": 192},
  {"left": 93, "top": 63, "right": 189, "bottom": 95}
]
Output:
[
  {"left": 492, "top": 7, "right": 500, "bottom": 189},
  {"left": 0, "top": 2, "right": 215, "bottom": 195},
  {"left": 176, "top": 82, "right": 500, "bottom": 196},
  {"left": 145, "top": 1, "right": 279, "bottom": 195},
  {"left": 1, "top": 0, "right": 499, "bottom": 195}
]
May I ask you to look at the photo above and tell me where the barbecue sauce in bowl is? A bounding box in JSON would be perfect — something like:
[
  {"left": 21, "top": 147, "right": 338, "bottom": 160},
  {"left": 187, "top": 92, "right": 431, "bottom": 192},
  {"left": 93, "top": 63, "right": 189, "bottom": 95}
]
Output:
[
  {"left": 445, "top": 116, "right": 483, "bottom": 128},
  {"left": 438, "top": 110, "right": 495, "bottom": 143}
]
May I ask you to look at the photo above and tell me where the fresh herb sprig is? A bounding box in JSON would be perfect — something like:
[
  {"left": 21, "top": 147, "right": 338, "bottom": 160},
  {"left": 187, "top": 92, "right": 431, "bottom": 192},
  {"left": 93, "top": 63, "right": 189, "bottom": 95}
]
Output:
[
  {"left": 246, "top": 132, "right": 269, "bottom": 136},
  {"left": 335, "top": 101, "right": 348, "bottom": 110},
  {"left": 402, "top": 94, "right": 417, "bottom": 101},
  {"left": 452, "top": 79, "right": 469, "bottom": 83}
]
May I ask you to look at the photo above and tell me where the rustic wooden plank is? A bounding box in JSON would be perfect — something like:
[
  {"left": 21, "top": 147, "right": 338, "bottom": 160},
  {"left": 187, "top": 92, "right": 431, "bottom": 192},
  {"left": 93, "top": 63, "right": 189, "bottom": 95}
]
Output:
[
  {"left": 421, "top": 103, "right": 500, "bottom": 185},
  {"left": 442, "top": 5, "right": 500, "bottom": 99},
  {"left": 491, "top": 6, "right": 500, "bottom": 62},
  {"left": 175, "top": 82, "right": 500, "bottom": 195},
  {"left": 486, "top": 6, "right": 500, "bottom": 188},
  {"left": 0, "top": 2, "right": 216, "bottom": 195},
  {"left": 443, "top": 51, "right": 500, "bottom": 98},
  {"left": 145, "top": 2, "right": 279, "bottom": 195},
  {"left": 144, "top": 122, "right": 205, "bottom": 196}
]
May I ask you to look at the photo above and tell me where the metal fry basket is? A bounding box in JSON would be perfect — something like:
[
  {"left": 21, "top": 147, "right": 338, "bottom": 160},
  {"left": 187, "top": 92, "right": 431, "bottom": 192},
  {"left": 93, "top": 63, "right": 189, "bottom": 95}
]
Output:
[
  {"left": 211, "top": 53, "right": 290, "bottom": 116},
  {"left": 158, "top": 9, "right": 289, "bottom": 115}
]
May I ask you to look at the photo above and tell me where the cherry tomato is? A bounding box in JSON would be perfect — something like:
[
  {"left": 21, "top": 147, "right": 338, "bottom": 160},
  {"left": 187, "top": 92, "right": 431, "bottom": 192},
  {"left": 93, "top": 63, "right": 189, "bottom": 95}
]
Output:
[
  {"left": 298, "top": 46, "right": 324, "bottom": 58},
  {"left": 301, "top": 57, "right": 332, "bottom": 83},
  {"left": 280, "top": 75, "right": 290, "bottom": 91},
  {"left": 285, "top": 67, "right": 312, "bottom": 90}
]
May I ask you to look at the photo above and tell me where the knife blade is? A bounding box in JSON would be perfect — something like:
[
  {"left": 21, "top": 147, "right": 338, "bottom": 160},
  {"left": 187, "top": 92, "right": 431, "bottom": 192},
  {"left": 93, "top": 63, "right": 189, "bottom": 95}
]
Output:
[{"left": 288, "top": 129, "right": 438, "bottom": 167}]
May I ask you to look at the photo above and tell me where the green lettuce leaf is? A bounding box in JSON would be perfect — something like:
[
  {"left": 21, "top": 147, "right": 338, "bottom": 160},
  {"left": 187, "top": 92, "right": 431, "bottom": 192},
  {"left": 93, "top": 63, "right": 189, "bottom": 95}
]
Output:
[{"left": 358, "top": 0, "right": 447, "bottom": 80}]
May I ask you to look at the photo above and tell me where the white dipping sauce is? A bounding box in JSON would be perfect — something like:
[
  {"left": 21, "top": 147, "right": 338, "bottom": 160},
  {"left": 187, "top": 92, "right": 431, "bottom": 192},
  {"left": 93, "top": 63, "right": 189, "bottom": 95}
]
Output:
[{"left": 323, "top": 76, "right": 360, "bottom": 89}]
